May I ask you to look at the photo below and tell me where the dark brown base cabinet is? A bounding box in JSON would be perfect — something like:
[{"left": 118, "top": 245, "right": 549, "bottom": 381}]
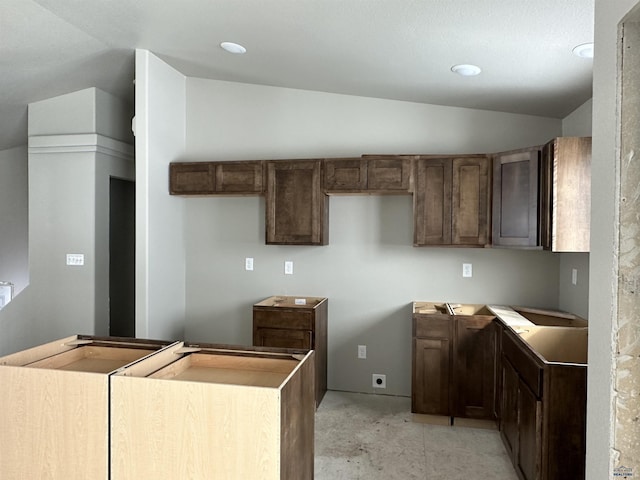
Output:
[
  {"left": 253, "top": 296, "right": 328, "bottom": 407},
  {"left": 500, "top": 326, "right": 587, "bottom": 480},
  {"left": 412, "top": 302, "right": 496, "bottom": 420}
]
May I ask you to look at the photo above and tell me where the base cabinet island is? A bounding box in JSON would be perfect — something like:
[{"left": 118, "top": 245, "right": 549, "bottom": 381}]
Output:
[
  {"left": 0, "top": 335, "right": 173, "bottom": 480},
  {"left": 0, "top": 336, "right": 316, "bottom": 480}
]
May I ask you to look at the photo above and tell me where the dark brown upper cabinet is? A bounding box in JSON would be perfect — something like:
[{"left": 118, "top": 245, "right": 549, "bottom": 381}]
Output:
[
  {"left": 413, "top": 156, "right": 490, "bottom": 246},
  {"left": 324, "top": 156, "right": 413, "bottom": 194},
  {"left": 265, "top": 159, "right": 328, "bottom": 245},
  {"left": 492, "top": 137, "right": 591, "bottom": 252},
  {"left": 541, "top": 137, "right": 591, "bottom": 252},
  {"left": 169, "top": 161, "right": 263, "bottom": 195},
  {"left": 492, "top": 147, "right": 541, "bottom": 247}
]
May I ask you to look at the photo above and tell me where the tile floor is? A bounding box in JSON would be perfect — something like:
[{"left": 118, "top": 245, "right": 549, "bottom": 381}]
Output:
[{"left": 314, "top": 390, "right": 518, "bottom": 480}]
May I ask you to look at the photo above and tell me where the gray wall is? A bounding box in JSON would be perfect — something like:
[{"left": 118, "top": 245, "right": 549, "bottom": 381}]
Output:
[
  {"left": 558, "top": 98, "right": 593, "bottom": 319},
  {"left": 134, "top": 50, "right": 187, "bottom": 341},
  {"left": 0, "top": 87, "right": 134, "bottom": 356},
  {"left": 180, "top": 77, "right": 568, "bottom": 396},
  {"left": 0, "top": 145, "right": 28, "bottom": 296}
]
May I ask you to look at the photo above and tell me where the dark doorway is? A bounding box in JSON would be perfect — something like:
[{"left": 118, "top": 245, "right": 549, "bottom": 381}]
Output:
[{"left": 109, "top": 177, "right": 135, "bottom": 337}]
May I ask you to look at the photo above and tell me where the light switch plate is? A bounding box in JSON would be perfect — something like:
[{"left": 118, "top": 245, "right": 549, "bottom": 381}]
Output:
[
  {"left": 463, "top": 263, "right": 472, "bottom": 278},
  {"left": 572, "top": 268, "right": 578, "bottom": 285},
  {"left": 66, "top": 254, "right": 84, "bottom": 266}
]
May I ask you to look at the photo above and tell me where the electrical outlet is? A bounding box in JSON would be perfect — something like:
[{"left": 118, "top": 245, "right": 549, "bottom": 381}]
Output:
[
  {"left": 372, "top": 374, "right": 386, "bottom": 389},
  {"left": 463, "top": 263, "right": 472, "bottom": 278},
  {"left": 284, "top": 261, "right": 294, "bottom": 275},
  {"left": 358, "top": 345, "right": 367, "bottom": 359},
  {"left": 245, "top": 257, "right": 254, "bottom": 271}
]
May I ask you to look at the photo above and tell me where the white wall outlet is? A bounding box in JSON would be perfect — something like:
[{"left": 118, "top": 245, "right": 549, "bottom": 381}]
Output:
[
  {"left": 572, "top": 268, "right": 578, "bottom": 285},
  {"left": 284, "top": 261, "right": 294, "bottom": 275},
  {"left": 372, "top": 374, "right": 386, "bottom": 389},
  {"left": 66, "top": 254, "right": 84, "bottom": 266},
  {"left": 462, "top": 263, "right": 473, "bottom": 278},
  {"left": 245, "top": 257, "right": 254, "bottom": 271},
  {"left": 358, "top": 345, "right": 367, "bottom": 359}
]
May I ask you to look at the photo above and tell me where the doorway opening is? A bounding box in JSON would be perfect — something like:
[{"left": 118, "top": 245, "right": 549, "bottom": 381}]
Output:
[{"left": 109, "top": 177, "right": 135, "bottom": 337}]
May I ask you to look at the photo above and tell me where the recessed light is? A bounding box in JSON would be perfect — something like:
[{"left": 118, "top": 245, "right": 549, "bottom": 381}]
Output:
[
  {"left": 451, "top": 64, "right": 482, "bottom": 76},
  {"left": 220, "top": 42, "right": 247, "bottom": 54},
  {"left": 572, "top": 43, "right": 594, "bottom": 59}
]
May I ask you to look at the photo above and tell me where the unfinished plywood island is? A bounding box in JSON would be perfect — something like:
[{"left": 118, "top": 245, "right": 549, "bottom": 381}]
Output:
[
  {"left": 110, "top": 342, "right": 315, "bottom": 480},
  {"left": 0, "top": 335, "right": 172, "bottom": 480}
]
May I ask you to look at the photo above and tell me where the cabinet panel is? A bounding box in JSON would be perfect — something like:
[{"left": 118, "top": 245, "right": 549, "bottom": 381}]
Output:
[
  {"left": 170, "top": 162, "right": 214, "bottom": 194},
  {"left": 501, "top": 357, "right": 519, "bottom": 460},
  {"left": 542, "top": 137, "right": 591, "bottom": 252},
  {"left": 323, "top": 158, "right": 366, "bottom": 192},
  {"left": 413, "top": 158, "right": 452, "bottom": 245},
  {"left": 265, "top": 160, "right": 328, "bottom": 245},
  {"left": 492, "top": 148, "right": 540, "bottom": 247},
  {"left": 214, "top": 161, "right": 263, "bottom": 193},
  {"left": 517, "top": 379, "right": 542, "bottom": 480},
  {"left": 366, "top": 156, "right": 412, "bottom": 191},
  {"left": 254, "top": 327, "right": 313, "bottom": 350},
  {"left": 412, "top": 337, "right": 451, "bottom": 415},
  {"left": 453, "top": 317, "right": 496, "bottom": 419},
  {"left": 452, "top": 157, "right": 489, "bottom": 245},
  {"left": 253, "top": 310, "right": 313, "bottom": 330}
]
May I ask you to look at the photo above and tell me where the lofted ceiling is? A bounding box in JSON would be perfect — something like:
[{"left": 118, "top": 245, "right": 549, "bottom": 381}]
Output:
[{"left": 0, "top": 0, "right": 594, "bottom": 151}]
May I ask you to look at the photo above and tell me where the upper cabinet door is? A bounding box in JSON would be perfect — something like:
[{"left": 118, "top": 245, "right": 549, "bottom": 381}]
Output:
[
  {"left": 492, "top": 148, "right": 540, "bottom": 247},
  {"left": 170, "top": 162, "right": 215, "bottom": 195},
  {"left": 170, "top": 161, "right": 263, "bottom": 195},
  {"left": 323, "top": 158, "right": 367, "bottom": 192},
  {"left": 452, "top": 156, "right": 490, "bottom": 245},
  {"left": 413, "top": 158, "right": 452, "bottom": 245},
  {"left": 365, "top": 156, "right": 412, "bottom": 192},
  {"left": 214, "top": 161, "right": 263, "bottom": 194},
  {"left": 265, "top": 160, "right": 328, "bottom": 245},
  {"left": 323, "top": 156, "right": 412, "bottom": 193}
]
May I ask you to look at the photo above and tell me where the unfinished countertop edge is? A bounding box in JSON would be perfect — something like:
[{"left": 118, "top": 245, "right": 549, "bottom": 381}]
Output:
[{"left": 487, "top": 305, "right": 535, "bottom": 327}]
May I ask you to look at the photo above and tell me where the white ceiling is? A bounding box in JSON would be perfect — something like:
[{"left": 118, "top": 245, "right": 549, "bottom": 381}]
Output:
[{"left": 0, "top": 0, "right": 594, "bottom": 150}]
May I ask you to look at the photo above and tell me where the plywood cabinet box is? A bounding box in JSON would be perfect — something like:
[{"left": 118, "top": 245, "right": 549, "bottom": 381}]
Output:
[
  {"left": 265, "top": 160, "right": 328, "bottom": 245},
  {"left": 324, "top": 156, "right": 413, "bottom": 193},
  {"left": 413, "top": 156, "right": 490, "bottom": 246},
  {"left": 254, "top": 295, "right": 328, "bottom": 407},
  {"left": 0, "top": 336, "right": 315, "bottom": 480},
  {"left": 411, "top": 302, "right": 496, "bottom": 420},
  {"left": 111, "top": 342, "right": 315, "bottom": 480},
  {"left": 0, "top": 335, "right": 173, "bottom": 480},
  {"left": 500, "top": 325, "right": 587, "bottom": 480},
  {"left": 169, "top": 161, "right": 264, "bottom": 195}
]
